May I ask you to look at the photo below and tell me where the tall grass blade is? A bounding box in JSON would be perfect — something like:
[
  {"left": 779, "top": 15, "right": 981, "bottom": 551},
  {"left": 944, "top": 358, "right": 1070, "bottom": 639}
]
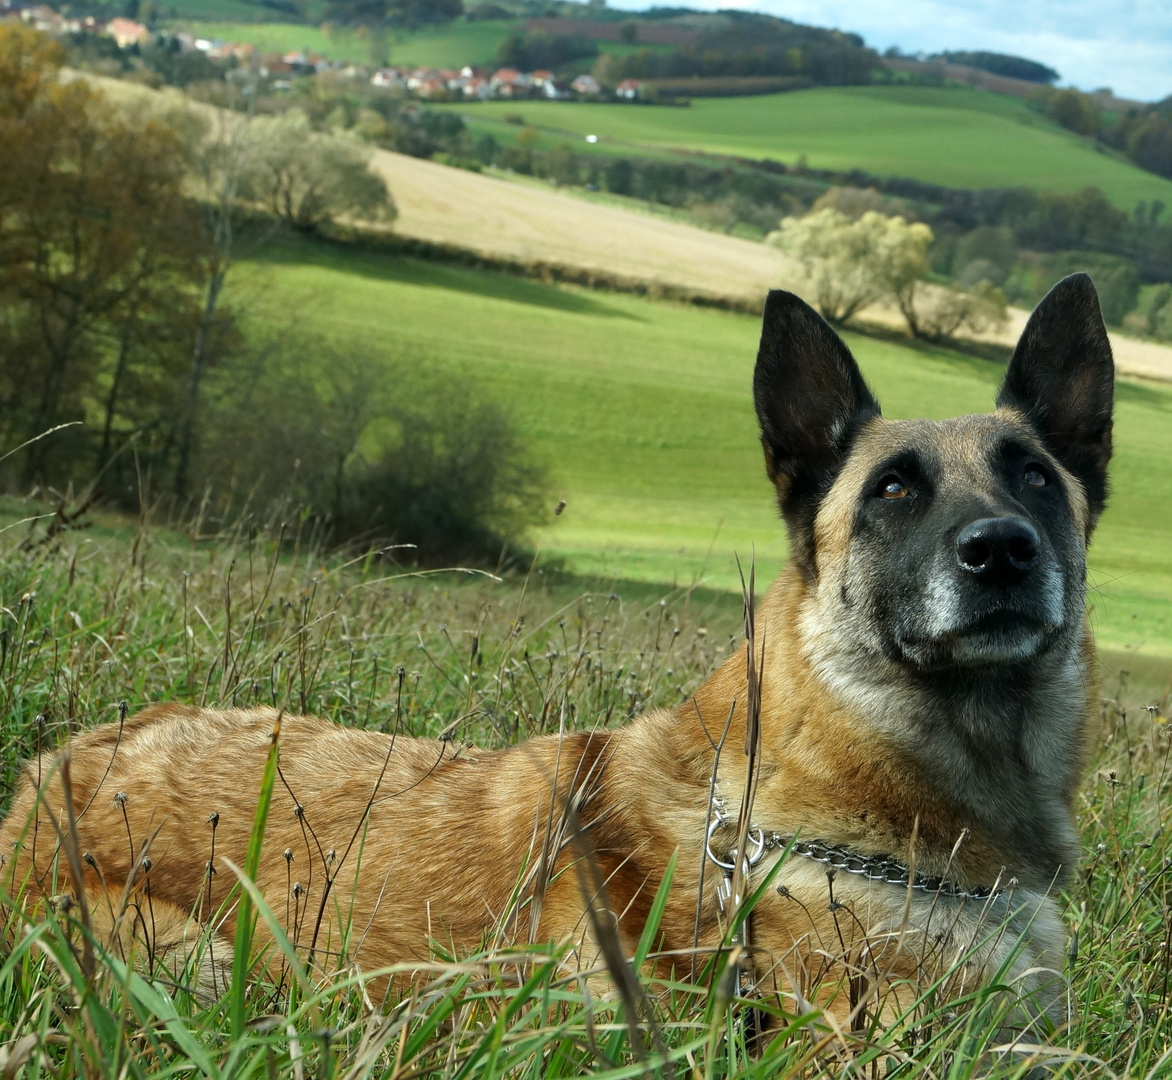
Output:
[{"left": 229, "top": 710, "right": 282, "bottom": 1040}]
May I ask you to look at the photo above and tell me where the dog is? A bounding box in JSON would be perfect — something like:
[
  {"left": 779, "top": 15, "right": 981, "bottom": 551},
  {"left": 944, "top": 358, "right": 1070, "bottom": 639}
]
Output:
[{"left": 0, "top": 273, "right": 1112, "bottom": 1028}]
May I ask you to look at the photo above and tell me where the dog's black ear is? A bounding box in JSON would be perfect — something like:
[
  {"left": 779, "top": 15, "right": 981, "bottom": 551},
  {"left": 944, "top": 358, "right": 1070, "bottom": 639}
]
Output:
[
  {"left": 754, "top": 291, "right": 880, "bottom": 567},
  {"left": 997, "top": 273, "right": 1114, "bottom": 525}
]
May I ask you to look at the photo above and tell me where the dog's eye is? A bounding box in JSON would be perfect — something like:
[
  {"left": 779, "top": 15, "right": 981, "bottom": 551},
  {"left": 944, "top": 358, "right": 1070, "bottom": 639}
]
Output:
[
  {"left": 879, "top": 477, "right": 910, "bottom": 500},
  {"left": 1024, "top": 465, "right": 1048, "bottom": 488}
]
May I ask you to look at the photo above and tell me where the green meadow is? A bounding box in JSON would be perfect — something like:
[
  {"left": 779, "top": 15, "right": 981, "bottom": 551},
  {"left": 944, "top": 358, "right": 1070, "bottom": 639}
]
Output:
[
  {"left": 165, "top": 18, "right": 515, "bottom": 66},
  {"left": 237, "top": 237, "right": 1172, "bottom": 655},
  {"left": 450, "top": 87, "right": 1172, "bottom": 209}
]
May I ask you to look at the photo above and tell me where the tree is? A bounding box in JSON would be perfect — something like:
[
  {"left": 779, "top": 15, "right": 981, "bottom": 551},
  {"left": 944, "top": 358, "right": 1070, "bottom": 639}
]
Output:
[
  {"left": 910, "top": 281, "right": 1008, "bottom": 341},
  {"left": 496, "top": 31, "right": 597, "bottom": 72},
  {"left": 868, "top": 213, "right": 935, "bottom": 336},
  {"left": 165, "top": 93, "right": 255, "bottom": 501},
  {"left": 237, "top": 110, "right": 396, "bottom": 233},
  {"left": 0, "top": 25, "right": 203, "bottom": 486},
  {"left": 544, "top": 143, "right": 579, "bottom": 187},
  {"left": 1043, "top": 88, "right": 1101, "bottom": 137},
  {"left": 937, "top": 51, "right": 1059, "bottom": 84},
  {"left": 767, "top": 209, "right": 890, "bottom": 323},
  {"left": 769, "top": 207, "right": 1003, "bottom": 340}
]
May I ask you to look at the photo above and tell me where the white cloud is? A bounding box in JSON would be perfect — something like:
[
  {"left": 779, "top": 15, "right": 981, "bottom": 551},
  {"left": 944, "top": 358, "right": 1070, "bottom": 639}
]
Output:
[{"left": 606, "top": 0, "right": 1172, "bottom": 101}]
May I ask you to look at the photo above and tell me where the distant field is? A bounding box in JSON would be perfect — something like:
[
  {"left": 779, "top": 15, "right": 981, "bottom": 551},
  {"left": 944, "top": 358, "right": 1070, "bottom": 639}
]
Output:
[
  {"left": 447, "top": 87, "right": 1172, "bottom": 210},
  {"left": 230, "top": 237, "right": 1172, "bottom": 654},
  {"left": 366, "top": 149, "right": 797, "bottom": 299},
  {"left": 167, "top": 19, "right": 368, "bottom": 61},
  {"left": 163, "top": 18, "right": 516, "bottom": 66}
]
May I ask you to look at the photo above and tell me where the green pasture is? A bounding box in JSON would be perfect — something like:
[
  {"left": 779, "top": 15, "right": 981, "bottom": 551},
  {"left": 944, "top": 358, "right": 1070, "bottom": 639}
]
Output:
[
  {"left": 163, "top": 18, "right": 516, "bottom": 67},
  {"left": 447, "top": 87, "right": 1172, "bottom": 209},
  {"left": 234, "top": 237, "right": 1172, "bottom": 654},
  {"left": 166, "top": 19, "right": 368, "bottom": 61}
]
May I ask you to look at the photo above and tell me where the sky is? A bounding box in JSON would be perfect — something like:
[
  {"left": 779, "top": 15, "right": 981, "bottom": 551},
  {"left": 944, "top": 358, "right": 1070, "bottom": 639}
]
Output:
[{"left": 606, "top": 1, "right": 1172, "bottom": 103}]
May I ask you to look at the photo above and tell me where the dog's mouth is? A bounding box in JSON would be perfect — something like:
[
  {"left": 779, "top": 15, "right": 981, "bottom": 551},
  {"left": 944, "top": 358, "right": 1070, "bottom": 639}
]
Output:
[{"left": 897, "top": 609, "right": 1058, "bottom": 668}]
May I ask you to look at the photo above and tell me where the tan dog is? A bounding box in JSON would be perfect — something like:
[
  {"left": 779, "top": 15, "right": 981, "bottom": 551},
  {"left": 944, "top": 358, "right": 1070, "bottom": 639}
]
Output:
[{"left": 1, "top": 275, "right": 1113, "bottom": 1027}]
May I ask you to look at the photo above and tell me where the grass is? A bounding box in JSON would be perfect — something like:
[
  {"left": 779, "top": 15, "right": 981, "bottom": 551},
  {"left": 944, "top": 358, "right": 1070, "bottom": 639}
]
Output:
[
  {"left": 233, "top": 236, "right": 1172, "bottom": 655},
  {"left": 0, "top": 501, "right": 1170, "bottom": 1077},
  {"left": 442, "top": 87, "right": 1172, "bottom": 210},
  {"left": 162, "top": 18, "right": 517, "bottom": 67}
]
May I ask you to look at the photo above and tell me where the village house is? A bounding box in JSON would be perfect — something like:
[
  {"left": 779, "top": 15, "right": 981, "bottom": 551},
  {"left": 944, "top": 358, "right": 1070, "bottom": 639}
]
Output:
[
  {"left": 105, "top": 16, "right": 150, "bottom": 48},
  {"left": 371, "top": 67, "right": 404, "bottom": 89},
  {"left": 491, "top": 68, "right": 531, "bottom": 98},
  {"left": 406, "top": 67, "right": 439, "bottom": 91},
  {"left": 415, "top": 74, "right": 450, "bottom": 98},
  {"left": 616, "top": 78, "right": 644, "bottom": 100},
  {"left": 463, "top": 75, "right": 492, "bottom": 99},
  {"left": 21, "top": 5, "right": 62, "bottom": 33},
  {"left": 570, "top": 74, "right": 601, "bottom": 97}
]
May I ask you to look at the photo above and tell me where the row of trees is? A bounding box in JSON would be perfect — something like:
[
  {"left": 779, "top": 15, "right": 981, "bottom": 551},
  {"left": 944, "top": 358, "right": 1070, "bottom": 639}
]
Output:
[
  {"left": 1032, "top": 85, "right": 1172, "bottom": 186},
  {"left": 594, "top": 13, "right": 879, "bottom": 87},
  {"left": 0, "top": 26, "right": 545, "bottom": 562}
]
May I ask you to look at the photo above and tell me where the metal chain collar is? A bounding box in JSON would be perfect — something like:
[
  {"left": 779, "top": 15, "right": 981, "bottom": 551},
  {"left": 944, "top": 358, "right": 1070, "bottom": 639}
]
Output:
[
  {"left": 764, "top": 836, "right": 1004, "bottom": 902},
  {"left": 705, "top": 802, "right": 1005, "bottom": 906}
]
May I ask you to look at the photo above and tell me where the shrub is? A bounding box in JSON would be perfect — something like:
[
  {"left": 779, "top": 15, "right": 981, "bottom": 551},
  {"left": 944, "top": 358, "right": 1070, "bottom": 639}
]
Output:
[
  {"left": 1122, "top": 283, "right": 1172, "bottom": 341},
  {"left": 333, "top": 387, "right": 547, "bottom": 565},
  {"left": 1005, "top": 251, "right": 1140, "bottom": 325},
  {"left": 913, "top": 280, "right": 1009, "bottom": 340},
  {"left": 198, "top": 340, "right": 547, "bottom": 565},
  {"left": 953, "top": 224, "right": 1017, "bottom": 284},
  {"left": 604, "top": 158, "right": 634, "bottom": 196}
]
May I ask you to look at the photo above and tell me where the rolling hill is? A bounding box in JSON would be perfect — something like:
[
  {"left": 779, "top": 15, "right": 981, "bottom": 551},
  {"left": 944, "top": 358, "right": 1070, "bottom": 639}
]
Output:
[
  {"left": 370, "top": 148, "right": 1172, "bottom": 382},
  {"left": 233, "top": 231, "right": 1172, "bottom": 655},
  {"left": 165, "top": 17, "right": 515, "bottom": 68},
  {"left": 449, "top": 88, "right": 1172, "bottom": 210}
]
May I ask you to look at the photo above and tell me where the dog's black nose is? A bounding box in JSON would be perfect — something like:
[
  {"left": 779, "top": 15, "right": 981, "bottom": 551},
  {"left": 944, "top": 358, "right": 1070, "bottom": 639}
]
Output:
[{"left": 956, "top": 517, "right": 1040, "bottom": 585}]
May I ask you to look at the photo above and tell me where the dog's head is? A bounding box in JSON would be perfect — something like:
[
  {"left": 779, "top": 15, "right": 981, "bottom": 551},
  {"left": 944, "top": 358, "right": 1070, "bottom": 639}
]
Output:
[{"left": 754, "top": 274, "right": 1114, "bottom": 670}]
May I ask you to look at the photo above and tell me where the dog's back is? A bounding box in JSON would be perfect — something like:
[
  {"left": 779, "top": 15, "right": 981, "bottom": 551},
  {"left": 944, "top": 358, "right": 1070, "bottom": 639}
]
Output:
[{"left": 1, "top": 703, "right": 699, "bottom": 994}]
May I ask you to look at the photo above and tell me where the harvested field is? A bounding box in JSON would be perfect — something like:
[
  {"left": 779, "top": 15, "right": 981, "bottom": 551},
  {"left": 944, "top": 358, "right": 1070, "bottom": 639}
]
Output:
[
  {"left": 374, "top": 149, "right": 1172, "bottom": 383},
  {"left": 368, "top": 149, "right": 801, "bottom": 303}
]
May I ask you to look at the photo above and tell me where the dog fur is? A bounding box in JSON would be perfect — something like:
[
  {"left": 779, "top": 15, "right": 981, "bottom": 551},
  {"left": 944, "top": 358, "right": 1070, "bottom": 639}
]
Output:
[{"left": 0, "top": 274, "right": 1114, "bottom": 1027}]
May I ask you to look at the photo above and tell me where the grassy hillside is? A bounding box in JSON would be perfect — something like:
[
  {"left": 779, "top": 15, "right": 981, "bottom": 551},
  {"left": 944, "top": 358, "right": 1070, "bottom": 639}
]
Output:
[
  {"left": 235, "top": 237, "right": 1172, "bottom": 654},
  {"left": 1, "top": 491, "right": 1169, "bottom": 1078},
  {"left": 451, "top": 87, "right": 1172, "bottom": 210},
  {"left": 164, "top": 18, "right": 516, "bottom": 66}
]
